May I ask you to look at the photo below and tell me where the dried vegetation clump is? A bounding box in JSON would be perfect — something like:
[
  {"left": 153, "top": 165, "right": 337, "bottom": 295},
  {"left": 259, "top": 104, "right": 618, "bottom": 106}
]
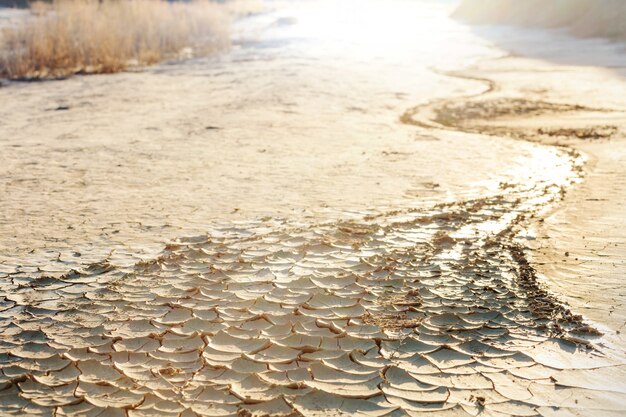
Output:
[{"left": 0, "top": 0, "right": 259, "bottom": 79}]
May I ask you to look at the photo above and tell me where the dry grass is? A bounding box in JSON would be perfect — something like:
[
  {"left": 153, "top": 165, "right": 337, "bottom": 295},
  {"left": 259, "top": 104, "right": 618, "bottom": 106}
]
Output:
[{"left": 0, "top": 0, "right": 258, "bottom": 79}]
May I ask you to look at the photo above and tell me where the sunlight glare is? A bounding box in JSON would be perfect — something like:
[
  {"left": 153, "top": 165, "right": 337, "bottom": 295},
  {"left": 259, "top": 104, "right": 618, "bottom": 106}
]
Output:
[{"left": 285, "top": 0, "right": 452, "bottom": 51}]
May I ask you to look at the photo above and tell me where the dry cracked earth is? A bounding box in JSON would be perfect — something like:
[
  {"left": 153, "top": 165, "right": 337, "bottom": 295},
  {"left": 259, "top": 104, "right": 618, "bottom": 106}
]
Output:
[
  {"left": 1, "top": 140, "right": 624, "bottom": 416},
  {"left": 2, "top": 12, "right": 626, "bottom": 413}
]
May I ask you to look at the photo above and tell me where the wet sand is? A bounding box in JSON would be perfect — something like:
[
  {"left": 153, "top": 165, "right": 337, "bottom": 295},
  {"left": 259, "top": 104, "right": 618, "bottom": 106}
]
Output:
[{"left": 1, "top": 1, "right": 625, "bottom": 416}]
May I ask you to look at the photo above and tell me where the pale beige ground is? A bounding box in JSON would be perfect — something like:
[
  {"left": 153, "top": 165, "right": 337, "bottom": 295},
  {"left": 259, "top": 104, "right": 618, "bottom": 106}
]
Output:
[
  {"left": 0, "top": 1, "right": 526, "bottom": 270},
  {"left": 1, "top": 2, "right": 626, "bottom": 416}
]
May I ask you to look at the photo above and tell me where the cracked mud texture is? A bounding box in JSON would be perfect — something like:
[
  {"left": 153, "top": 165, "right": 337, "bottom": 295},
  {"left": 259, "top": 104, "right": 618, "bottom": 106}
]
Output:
[
  {"left": 2, "top": 1, "right": 626, "bottom": 416},
  {"left": 2, "top": 162, "right": 623, "bottom": 416}
]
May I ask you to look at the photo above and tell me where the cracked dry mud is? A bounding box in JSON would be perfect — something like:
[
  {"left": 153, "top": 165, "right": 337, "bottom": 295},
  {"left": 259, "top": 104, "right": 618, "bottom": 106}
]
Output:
[
  {"left": 2, "top": 3, "right": 626, "bottom": 416},
  {"left": 1, "top": 143, "right": 623, "bottom": 416}
]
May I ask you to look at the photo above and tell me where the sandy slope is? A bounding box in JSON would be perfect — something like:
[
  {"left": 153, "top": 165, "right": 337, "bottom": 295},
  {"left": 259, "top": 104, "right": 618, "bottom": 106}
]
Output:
[{"left": 454, "top": 0, "right": 626, "bottom": 40}]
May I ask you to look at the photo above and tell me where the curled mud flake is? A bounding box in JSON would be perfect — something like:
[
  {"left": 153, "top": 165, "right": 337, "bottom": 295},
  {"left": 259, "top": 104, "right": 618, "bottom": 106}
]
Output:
[
  {"left": 245, "top": 345, "right": 300, "bottom": 365},
  {"left": 306, "top": 294, "right": 358, "bottom": 310},
  {"left": 190, "top": 401, "right": 239, "bottom": 416},
  {"left": 425, "top": 347, "right": 476, "bottom": 369},
  {"left": 507, "top": 364, "right": 555, "bottom": 381},
  {"left": 350, "top": 348, "right": 391, "bottom": 369},
  {"left": 202, "top": 347, "right": 243, "bottom": 365},
  {"left": 274, "top": 334, "right": 320, "bottom": 352},
  {"left": 476, "top": 352, "right": 535, "bottom": 370},
  {"left": 17, "top": 379, "right": 79, "bottom": 407},
  {"left": 292, "top": 390, "right": 397, "bottom": 416},
  {"left": 405, "top": 407, "right": 474, "bottom": 417},
  {"left": 32, "top": 363, "right": 81, "bottom": 387},
  {"left": 199, "top": 368, "right": 249, "bottom": 387},
  {"left": 380, "top": 338, "right": 438, "bottom": 358},
  {"left": 385, "top": 394, "right": 457, "bottom": 413},
  {"left": 230, "top": 374, "right": 293, "bottom": 403},
  {"left": 310, "top": 362, "right": 380, "bottom": 385},
  {"left": 173, "top": 318, "right": 226, "bottom": 337},
  {"left": 383, "top": 367, "right": 436, "bottom": 392},
  {"left": 426, "top": 314, "right": 478, "bottom": 331},
  {"left": 114, "top": 336, "right": 160, "bottom": 354},
  {"left": 304, "top": 378, "right": 382, "bottom": 399},
  {"left": 77, "top": 360, "right": 124, "bottom": 384},
  {"left": 396, "top": 355, "right": 441, "bottom": 376},
  {"left": 11, "top": 343, "right": 60, "bottom": 360},
  {"left": 208, "top": 331, "right": 270, "bottom": 355},
  {"left": 76, "top": 381, "right": 143, "bottom": 408},
  {"left": 256, "top": 370, "right": 293, "bottom": 388},
  {"left": 342, "top": 351, "right": 391, "bottom": 372},
  {"left": 159, "top": 333, "right": 204, "bottom": 353},
  {"left": 381, "top": 384, "right": 450, "bottom": 404},
  {"left": 132, "top": 394, "right": 187, "bottom": 415},
  {"left": 238, "top": 397, "right": 297, "bottom": 417},
  {"left": 108, "top": 319, "right": 163, "bottom": 339},
  {"left": 185, "top": 385, "right": 241, "bottom": 405},
  {"left": 57, "top": 401, "right": 119, "bottom": 417}
]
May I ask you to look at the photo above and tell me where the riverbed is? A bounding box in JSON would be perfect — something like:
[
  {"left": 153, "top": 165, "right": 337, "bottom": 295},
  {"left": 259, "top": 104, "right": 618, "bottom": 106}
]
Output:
[{"left": 0, "top": 1, "right": 625, "bottom": 415}]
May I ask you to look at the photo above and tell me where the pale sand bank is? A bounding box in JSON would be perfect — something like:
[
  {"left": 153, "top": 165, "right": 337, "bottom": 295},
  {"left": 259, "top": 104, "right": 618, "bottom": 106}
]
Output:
[{"left": 454, "top": 0, "right": 626, "bottom": 41}]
